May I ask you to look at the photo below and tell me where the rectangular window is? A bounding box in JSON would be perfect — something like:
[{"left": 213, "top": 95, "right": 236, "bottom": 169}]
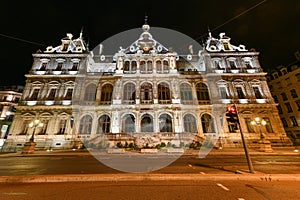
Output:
[
  {"left": 263, "top": 118, "right": 273, "bottom": 133},
  {"left": 245, "top": 60, "right": 252, "bottom": 68},
  {"left": 58, "top": 119, "right": 66, "bottom": 134},
  {"left": 296, "top": 100, "right": 300, "bottom": 111},
  {"left": 277, "top": 105, "right": 283, "bottom": 114},
  {"left": 253, "top": 86, "right": 263, "bottom": 99},
  {"left": 236, "top": 87, "right": 245, "bottom": 99},
  {"left": 30, "top": 88, "right": 40, "bottom": 100},
  {"left": 219, "top": 87, "right": 228, "bottom": 99},
  {"left": 245, "top": 118, "right": 255, "bottom": 133},
  {"left": 284, "top": 102, "right": 293, "bottom": 113},
  {"left": 39, "top": 63, "right": 47, "bottom": 71},
  {"left": 290, "top": 116, "right": 298, "bottom": 127},
  {"left": 71, "top": 63, "right": 78, "bottom": 71},
  {"left": 281, "top": 93, "right": 288, "bottom": 101},
  {"left": 281, "top": 118, "right": 288, "bottom": 127},
  {"left": 65, "top": 88, "right": 73, "bottom": 99},
  {"left": 55, "top": 63, "right": 63, "bottom": 71},
  {"left": 273, "top": 95, "right": 279, "bottom": 103},
  {"left": 290, "top": 89, "right": 298, "bottom": 98},
  {"left": 48, "top": 88, "right": 57, "bottom": 100},
  {"left": 229, "top": 60, "right": 236, "bottom": 69},
  {"left": 295, "top": 73, "right": 300, "bottom": 81},
  {"left": 39, "top": 120, "right": 48, "bottom": 135}
]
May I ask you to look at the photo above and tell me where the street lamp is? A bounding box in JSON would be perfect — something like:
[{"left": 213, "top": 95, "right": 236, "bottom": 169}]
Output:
[
  {"left": 28, "top": 119, "right": 43, "bottom": 142},
  {"left": 250, "top": 117, "right": 273, "bottom": 152}
]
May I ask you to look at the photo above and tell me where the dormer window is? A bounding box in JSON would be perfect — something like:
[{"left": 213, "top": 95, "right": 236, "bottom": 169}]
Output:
[
  {"left": 272, "top": 72, "right": 279, "bottom": 79},
  {"left": 281, "top": 68, "right": 287, "bottom": 75},
  {"left": 61, "top": 43, "right": 69, "bottom": 51},
  {"left": 223, "top": 42, "right": 230, "bottom": 50},
  {"left": 39, "top": 62, "right": 47, "bottom": 71},
  {"left": 71, "top": 62, "right": 78, "bottom": 71},
  {"left": 56, "top": 63, "right": 63, "bottom": 71}
]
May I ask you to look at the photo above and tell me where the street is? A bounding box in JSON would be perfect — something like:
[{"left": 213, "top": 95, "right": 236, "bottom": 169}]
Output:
[
  {"left": 1, "top": 180, "right": 300, "bottom": 200},
  {"left": 0, "top": 152, "right": 299, "bottom": 175}
]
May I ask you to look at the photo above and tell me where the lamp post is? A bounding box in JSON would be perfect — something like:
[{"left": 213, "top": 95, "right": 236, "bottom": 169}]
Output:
[
  {"left": 28, "top": 119, "right": 44, "bottom": 142},
  {"left": 251, "top": 117, "right": 273, "bottom": 152}
]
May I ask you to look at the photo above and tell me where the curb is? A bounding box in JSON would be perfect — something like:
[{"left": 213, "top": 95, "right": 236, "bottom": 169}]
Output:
[{"left": 1, "top": 173, "right": 300, "bottom": 183}]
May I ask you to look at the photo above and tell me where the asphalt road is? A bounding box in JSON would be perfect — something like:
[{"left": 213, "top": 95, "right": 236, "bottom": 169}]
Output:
[
  {"left": 0, "top": 153, "right": 299, "bottom": 176},
  {"left": 1, "top": 180, "right": 300, "bottom": 200}
]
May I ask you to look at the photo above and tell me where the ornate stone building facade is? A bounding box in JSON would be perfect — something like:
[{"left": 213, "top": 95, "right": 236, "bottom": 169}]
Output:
[{"left": 5, "top": 23, "right": 292, "bottom": 150}]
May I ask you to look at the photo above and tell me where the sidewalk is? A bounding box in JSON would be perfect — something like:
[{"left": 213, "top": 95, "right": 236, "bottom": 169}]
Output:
[{"left": 1, "top": 146, "right": 299, "bottom": 157}]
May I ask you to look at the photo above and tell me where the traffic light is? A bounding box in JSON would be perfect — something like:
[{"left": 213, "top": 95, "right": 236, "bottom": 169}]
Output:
[{"left": 226, "top": 105, "right": 238, "bottom": 123}]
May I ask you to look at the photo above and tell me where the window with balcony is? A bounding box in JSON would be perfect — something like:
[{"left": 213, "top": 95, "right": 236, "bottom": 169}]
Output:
[
  {"left": 84, "top": 84, "right": 96, "bottom": 102},
  {"left": 97, "top": 115, "right": 110, "bottom": 134},
  {"left": 79, "top": 115, "right": 92, "bottom": 134},
  {"left": 196, "top": 83, "right": 210, "bottom": 104},
  {"left": 140, "top": 83, "right": 153, "bottom": 104},
  {"left": 158, "top": 82, "right": 171, "bottom": 104},
  {"left": 30, "top": 88, "right": 40, "bottom": 100},
  {"left": 100, "top": 84, "right": 113, "bottom": 105},
  {"left": 123, "top": 83, "right": 136, "bottom": 104},
  {"left": 236, "top": 86, "right": 245, "bottom": 99},
  {"left": 253, "top": 86, "right": 263, "bottom": 99},
  {"left": 180, "top": 83, "right": 193, "bottom": 104}
]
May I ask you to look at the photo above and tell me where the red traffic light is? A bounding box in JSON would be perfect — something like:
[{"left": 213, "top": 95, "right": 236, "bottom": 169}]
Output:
[{"left": 228, "top": 105, "right": 236, "bottom": 113}]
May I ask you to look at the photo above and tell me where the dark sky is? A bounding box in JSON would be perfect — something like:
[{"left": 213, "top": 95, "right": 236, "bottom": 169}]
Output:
[{"left": 1, "top": 0, "right": 299, "bottom": 86}]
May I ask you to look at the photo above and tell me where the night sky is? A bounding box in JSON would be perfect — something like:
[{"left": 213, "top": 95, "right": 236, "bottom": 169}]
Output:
[{"left": 1, "top": 0, "right": 299, "bottom": 86}]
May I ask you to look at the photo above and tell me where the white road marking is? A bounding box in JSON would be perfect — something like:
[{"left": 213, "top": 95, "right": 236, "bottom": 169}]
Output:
[
  {"left": 200, "top": 172, "right": 206, "bottom": 174},
  {"left": 217, "top": 183, "right": 230, "bottom": 191},
  {"left": 3, "top": 192, "right": 27, "bottom": 195},
  {"left": 237, "top": 198, "right": 245, "bottom": 200}
]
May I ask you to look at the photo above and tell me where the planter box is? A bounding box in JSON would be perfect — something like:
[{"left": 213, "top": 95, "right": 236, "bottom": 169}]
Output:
[
  {"left": 140, "top": 149, "right": 158, "bottom": 153},
  {"left": 107, "top": 148, "right": 125, "bottom": 154},
  {"left": 167, "top": 148, "right": 184, "bottom": 153}
]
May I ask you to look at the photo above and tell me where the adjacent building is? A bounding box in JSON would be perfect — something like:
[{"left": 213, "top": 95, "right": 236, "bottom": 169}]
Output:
[
  {"left": 5, "top": 23, "right": 292, "bottom": 151},
  {"left": 267, "top": 51, "right": 300, "bottom": 145}
]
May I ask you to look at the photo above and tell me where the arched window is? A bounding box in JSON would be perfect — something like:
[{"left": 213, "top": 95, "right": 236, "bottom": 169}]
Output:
[
  {"left": 123, "top": 83, "right": 136, "bottom": 104},
  {"left": 97, "top": 115, "right": 110, "bottom": 134},
  {"left": 140, "top": 61, "right": 146, "bottom": 72},
  {"left": 159, "top": 114, "right": 173, "bottom": 132},
  {"left": 131, "top": 61, "right": 137, "bottom": 71},
  {"left": 140, "top": 83, "right": 153, "bottom": 104},
  {"left": 158, "top": 82, "right": 171, "bottom": 104},
  {"left": 196, "top": 83, "right": 210, "bottom": 104},
  {"left": 201, "top": 114, "right": 215, "bottom": 133},
  {"left": 84, "top": 84, "right": 96, "bottom": 102},
  {"left": 124, "top": 61, "right": 130, "bottom": 72},
  {"left": 156, "top": 60, "right": 162, "bottom": 72},
  {"left": 184, "top": 114, "right": 197, "bottom": 133},
  {"left": 100, "top": 84, "right": 113, "bottom": 104},
  {"left": 79, "top": 115, "right": 92, "bottom": 134},
  {"left": 122, "top": 114, "right": 135, "bottom": 133},
  {"left": 141, "top": 114, "right": 153, "bottom": 132},
  {"left": 162, "top": 60, "right": 169, "bottom": 73},
  {"left": 180, "top": 83, "right": 193, "bottom": 104}
]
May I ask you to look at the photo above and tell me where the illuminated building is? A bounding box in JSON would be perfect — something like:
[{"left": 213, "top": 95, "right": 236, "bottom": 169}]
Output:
[{"left": 5, "top": 23, "right": 292, "bottom": 150}]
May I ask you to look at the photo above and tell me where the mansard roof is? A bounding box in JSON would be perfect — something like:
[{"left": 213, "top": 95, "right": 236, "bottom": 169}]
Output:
[
  {"left": 205, "top": 32, "right": 247, "bottom": 52},
  {"left": 43, "top": 31, "right": 88, "bottom": 54}
]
